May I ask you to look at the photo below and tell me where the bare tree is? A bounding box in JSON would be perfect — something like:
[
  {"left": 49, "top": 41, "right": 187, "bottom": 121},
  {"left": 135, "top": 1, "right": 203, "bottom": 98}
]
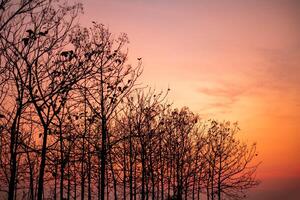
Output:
[
  {"left": 203, "top": 120, "right": 260, "bottom": 200},
  {"left": 68, "top": 22, "right": 142, "bottom": 200}
]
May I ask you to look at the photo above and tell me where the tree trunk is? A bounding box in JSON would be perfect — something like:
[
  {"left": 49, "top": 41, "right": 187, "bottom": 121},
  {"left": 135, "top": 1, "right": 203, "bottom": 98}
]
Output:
[
  {"left": 160, "top": 148, "right": 164, "bottom": 200},
  {"left": 67, "top": 161, "right": 71, "bottom": 200},
  {"left": 88, "top": 143, "right": 92, "bottom": 200},
  {"left": 81, "top": 133, "right": 85, "bottom": 200},
  {"left": 27, "top": 153, "right": 35, "bottom": 200},
  {"left": 141, "top": 147, "right": 146, "bottom": 200},
  {"left": 8, "top": 112, "right": 21, "bottom": 200},
  {"left": 60, "top": 125, "right": 65, "bottom": 200},
  {"left": 123, "top": 144, "right": 127, "bottom": 200},
  {"left": 133, "top": 156, "right": 137, "bottom": 200},
  {"left": 129, "top": 133, "right": 133, "bottom": 200},
  {"left": 100, "top": 117, "right": 107, "bottom": 200},
  {"left": 217, "top": 156, "right": 222, "bottom": 200},
  {"left": 108, "top": 144, "right": 118, "bottom": 200},
  {"left": 74, "top": 156, "right": 77, "bottom": 200},
  {"left": 98, "top": 154, "right": 101, "bottom": 200},
  {"left": 37, "top": 128, "right": 49, "bottom": 200}
]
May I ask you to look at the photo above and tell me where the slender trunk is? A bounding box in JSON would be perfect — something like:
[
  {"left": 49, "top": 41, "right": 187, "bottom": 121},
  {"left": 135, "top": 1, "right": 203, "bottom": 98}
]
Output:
[
  {"left": 206, "top": 170, "right": 210, "bottom": 200},
  {"left": 97, "top": 151, "right": 101, "bottom": 200},
  {"left": 217, "top": 156, "right": 222, "bottom": 200},
  {"left": 149, "top": 152, "right": 155, "bottom": 200},
  {"left": 87, "top": 107, "right": 92, "bottom": 200},
  {"left": 8, "top": 112, "right": 21, "bottom": 200},
  {"left": 37, "top": 128, "right": 49, "bottom": 200},
  {"left": 123, "top": 144, "right": 127, "bottom": 200},
  {"left": 141, "top": 148, "right": 146, "bottom": 200},
  {"left": 81, "top": 89, "right": 87, "bottom": 200},
  {"left": 28, "top": 154, "right": 35, "bottom": 200},
  {"left": 211, "top": 168, "right": 214, "bottom": 200},
  {"left": 100, "top": 65, "right": 107, "bottom": 200},
  {"left": 14, "top": 172, "right": 18, "bottom": 200},
  {"left": 167, "top": 155, "right": 171, "bottom": 198},
  {"left": 145, "top": 174, "right": 149, "bottom": 200},
  {"left": 176, "top": 158, "right": 182, "bottom": 200},
  {"left": 129, "top": 133, "right": 133, "bottom": 200},
  {"left": 60, "top": 124, "right": 64, "bottom": 200},
  {"left": 101, "top": 117, "right": 107, "bottom": 200},
  {"left": 8, "top": 136, "right": 17, "bottom": 200},
  {"left": 74, "top": 156, "right": 77, "bottom": 200},
  {"left": 160, "top": 147, "right": 164, "bottom": 200},
  {"left": 133, "top": 156, "right": 137, "bottom": 200},
  {"left": 109, "top": 146, "right": 118, "bottom": 200},
  {"left": 67, "top": 162, "right": 71, "bottom": 200},
  {"left": 81, "top": 134, "right": 85, "bottom": 200},
  {"left": 98, "top": 154, "right": 101, "bottom": 200},
  {"left": 27, "top": 116, "right": 35, "bottom": 200},
  {"left": 88, "top": 143, "right": 92, "bottom": 200}
]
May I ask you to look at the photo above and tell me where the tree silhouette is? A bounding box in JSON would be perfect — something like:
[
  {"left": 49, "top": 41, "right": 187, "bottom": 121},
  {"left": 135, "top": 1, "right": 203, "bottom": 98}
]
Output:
[
  {"left": 68, "top": 22, "right": 142, "bottom": 200},
  {"left": 203, "top": 121, "right": 260, "bottom": 200}
]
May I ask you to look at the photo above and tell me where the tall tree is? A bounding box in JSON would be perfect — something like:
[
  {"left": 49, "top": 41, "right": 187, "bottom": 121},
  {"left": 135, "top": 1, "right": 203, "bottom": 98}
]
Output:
[
  {"left": 203, "top": 120, "right": 260, "bottom": 200},
  {"left": 69, "top": 22, "right": 142, "bottom": 200}
]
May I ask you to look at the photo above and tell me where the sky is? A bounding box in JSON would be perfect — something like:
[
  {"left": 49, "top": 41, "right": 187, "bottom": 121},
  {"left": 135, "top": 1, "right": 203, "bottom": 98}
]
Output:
[{"left": 79, "top": 0, "right": 300, "bottom": 199}]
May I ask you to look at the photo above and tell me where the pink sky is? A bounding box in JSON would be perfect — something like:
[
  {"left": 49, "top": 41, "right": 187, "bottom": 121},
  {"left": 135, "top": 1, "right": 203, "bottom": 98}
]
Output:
[{"left": 80, "top": 0, "right": 300, "bottom": 199}]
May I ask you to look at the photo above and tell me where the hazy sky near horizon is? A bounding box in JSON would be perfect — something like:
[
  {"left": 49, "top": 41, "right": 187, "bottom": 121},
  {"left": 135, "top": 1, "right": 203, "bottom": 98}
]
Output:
[{"left": 80, "top": 0, "right": 300, "bottom": 199}]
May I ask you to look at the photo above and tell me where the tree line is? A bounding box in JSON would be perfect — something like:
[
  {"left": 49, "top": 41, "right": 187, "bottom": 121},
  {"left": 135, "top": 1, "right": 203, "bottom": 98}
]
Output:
[{"left": 0, "top": 1, "right": 259, "bottom": 199}]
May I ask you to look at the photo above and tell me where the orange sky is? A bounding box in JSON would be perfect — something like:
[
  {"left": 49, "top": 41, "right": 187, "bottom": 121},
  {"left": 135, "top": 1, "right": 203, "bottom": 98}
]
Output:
[{"left": 80, "top": 0, "right": 300, "bottom": 199}]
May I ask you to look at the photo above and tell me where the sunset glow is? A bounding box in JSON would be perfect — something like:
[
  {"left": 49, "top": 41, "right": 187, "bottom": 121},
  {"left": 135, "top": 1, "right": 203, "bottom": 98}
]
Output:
[{"left": 81, "top": 0, "right": 300, "bottom": 199}]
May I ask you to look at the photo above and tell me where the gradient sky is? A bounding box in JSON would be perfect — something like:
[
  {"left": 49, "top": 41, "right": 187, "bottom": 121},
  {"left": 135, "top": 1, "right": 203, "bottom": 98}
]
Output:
[{"left": 79, "top": 0, "right": 300, "bottom": 199}]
